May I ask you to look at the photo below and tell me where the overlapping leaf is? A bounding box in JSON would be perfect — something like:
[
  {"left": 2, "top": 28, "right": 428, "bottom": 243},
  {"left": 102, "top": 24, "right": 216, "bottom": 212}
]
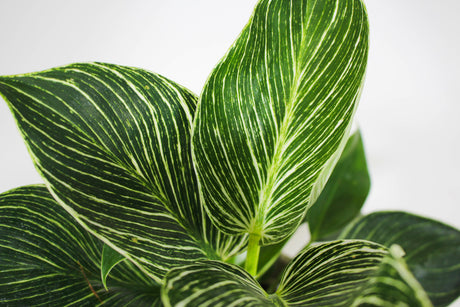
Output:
[
  {"left": 257, "top": 130, "right": 370, "bottom": 280},
  {"left": 162, "top": 261, "right": 275, "bottom": 307},
  {"left": 340, "top": 211, "right": 460, "bottom": 306},
  {"left": 306, "top": 130, "right": 370, "bottom": 241},
  {"left": 351, "top": 245, "right": 432, "bottom": 307},
  {"left": 0, "top": 63, "right": 246, "bottom": 281},
  {"left": 0, "top": 185, "right": 161, "bottom": 306},
  {"left": 193, "top": 0, "right": 369, "bottom": 244},
  {"left": 276, "top": 240, "right": 387, "bottom": 306},
  {"left": 163, "top": 240, "right": 433, "bottom": 307}
]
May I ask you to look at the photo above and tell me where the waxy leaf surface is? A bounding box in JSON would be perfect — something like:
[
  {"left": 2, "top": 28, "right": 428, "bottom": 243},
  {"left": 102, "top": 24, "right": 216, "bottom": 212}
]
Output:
[
  {"left": 0, "top": 185, "right": 161, "bottom": 306},
  {"left": 340, "top": 211, "right": 460, "bottom": 306},
  {"left": 163, "top": 240, "right": 430, "bottom": 306},
  {"left": 351, "top": 245, "right": 432, "bottom": 307},
  {"left": 0, "top": 63, "right": 246, "bottom": 281},
  {"left": 193, "top": 0, "right": 369, "bottom": 244}
]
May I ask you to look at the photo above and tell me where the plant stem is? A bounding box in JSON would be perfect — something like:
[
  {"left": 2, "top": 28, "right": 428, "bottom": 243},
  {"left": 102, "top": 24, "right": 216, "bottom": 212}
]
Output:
[{"left": 245, "top": 233, "right": 261, "bottom": 276}]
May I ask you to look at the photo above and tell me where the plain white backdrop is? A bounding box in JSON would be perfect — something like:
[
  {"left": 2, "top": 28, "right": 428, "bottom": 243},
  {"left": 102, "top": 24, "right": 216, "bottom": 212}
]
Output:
[{"left": 0, "top": 1, "right": 459, "bottom": 303}]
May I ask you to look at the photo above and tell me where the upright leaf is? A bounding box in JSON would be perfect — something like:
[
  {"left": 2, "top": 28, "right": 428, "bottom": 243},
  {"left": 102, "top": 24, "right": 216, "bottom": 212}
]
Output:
[
  {"left": 0, "top": 185, "right": 161, "bottom": 306},
  {"left": 306, "top": 130, "right": 370, "bottom": 241},
  {"left": 340, "top": 211, "right": 460, "bottom": 306},
  {"left": 193, "top": 0, "right": 369, "bottom": 244},
  {"left": 0, "top": 63, "right": 245, "bottom": 281}
]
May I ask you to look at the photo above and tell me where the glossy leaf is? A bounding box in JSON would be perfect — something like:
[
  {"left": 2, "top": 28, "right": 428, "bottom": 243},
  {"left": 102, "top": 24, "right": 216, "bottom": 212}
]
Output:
[
  {"left": 351, "top": 245, "right": 432, "bottom": 307},
  {"left": 0, "top": 63, "right": 246, "bottom": 281},
  {"left": 192, "top": 0, "right": 369, "bottom": 244},
  {"left": 276, "top": 240, "right": 387, "bottom": 306},
  {"left": 340, "top": 211, "right": 460, "bottom": 306},
  {"left": 306, "top": 130, "right": 370, "bottom": 241},
  {"left": 0, "top": 185, "right": 161, "bottom": 306},
  {"left": 162, "top": 261, "right": 277, "bottom": 307},
  {"left": 163, "top": 240, "right": 431, "bottom": 307}
]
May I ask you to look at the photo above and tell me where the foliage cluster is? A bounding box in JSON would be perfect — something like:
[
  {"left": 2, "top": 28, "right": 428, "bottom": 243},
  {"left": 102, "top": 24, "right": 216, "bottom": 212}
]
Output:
[{"left": 1, "top": 0, "right": 459, "bottom": 306}]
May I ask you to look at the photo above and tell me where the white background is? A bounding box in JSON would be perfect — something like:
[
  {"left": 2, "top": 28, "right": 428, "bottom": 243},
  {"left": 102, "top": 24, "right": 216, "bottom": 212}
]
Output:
[{"left": 0, "top": 1, "right": 459, "bottom": 304}]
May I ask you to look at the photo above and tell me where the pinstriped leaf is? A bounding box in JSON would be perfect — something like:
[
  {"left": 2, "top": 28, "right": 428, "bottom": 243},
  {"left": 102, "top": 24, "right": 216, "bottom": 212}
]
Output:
[
  {"left": 0, "top": 63, "right": 246, "bottom": 281},
  {"left": 192, "top": 0, "right": 369, "bottom": 244},
  {"left": 340, "top": 211, "right": 460, "bottom": 306},
  {"left": 351, "top": 245, "right": 432, "bottom": 307},
  {"left": 0, "top": 185, "right": 161, "bottom": 306},
  {"left": 162, "top": 261, "right": 277, "bottom": 307},
  {"left": 276, "top": 240, "right": 388, "bottom": 306},
  {"left": 162, "top": 240, "right": 431, "bottom": 307}
]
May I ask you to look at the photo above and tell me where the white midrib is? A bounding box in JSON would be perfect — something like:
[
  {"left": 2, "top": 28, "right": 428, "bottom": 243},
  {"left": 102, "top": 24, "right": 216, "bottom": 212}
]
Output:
[
  {"left": 250, "top": 1, "right": 316, "bottom": 238},
  {"left": 250, "top": 1, "right": 340, "bottom": 240},
  {"left": 251, "top": 66, "right": 303, "bottom": 238}
]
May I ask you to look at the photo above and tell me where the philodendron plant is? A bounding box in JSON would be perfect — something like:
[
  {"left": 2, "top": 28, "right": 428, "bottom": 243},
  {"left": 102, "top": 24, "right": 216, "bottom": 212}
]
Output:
[{"left": 1, "top": 0, "right": 460, "bottom": 306}]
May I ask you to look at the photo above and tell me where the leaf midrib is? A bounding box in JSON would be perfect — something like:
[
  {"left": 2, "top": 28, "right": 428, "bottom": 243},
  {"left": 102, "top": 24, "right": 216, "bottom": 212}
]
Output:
[{"left": 253, "top": 1, "right": 339, "bottom": 237}]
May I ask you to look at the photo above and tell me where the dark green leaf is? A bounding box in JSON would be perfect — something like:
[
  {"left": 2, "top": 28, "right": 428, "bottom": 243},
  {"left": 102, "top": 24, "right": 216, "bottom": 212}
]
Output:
[
  {"left": 162, "top": 260, "right": 277, "bottom": 307},
  {"left": 276, "top": 240, "right": 388, "bottom": 306},
  {"left": 0, "top": 185, "right": 161, "bottom": 306},
  {"left": 193, "top": 0, "right": 369, "bottom": 244},
  {"left": 340, "top": 211, "right": 460, "bottom": 306},
  {"left": 306, "top": 130, "right": 370, "bottom": 241},
  {"left": 0, "top": 63, "right": 246, "bottom": 281},
  {"left": 162, "top": 240, "right": 433, "bottom": 306},
  {"left": 351, "top": 245, "right": 432, "bottom": 307}
]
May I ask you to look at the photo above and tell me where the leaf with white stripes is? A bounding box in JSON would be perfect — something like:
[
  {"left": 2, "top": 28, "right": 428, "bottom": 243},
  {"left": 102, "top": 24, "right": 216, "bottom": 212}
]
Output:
[
  {"left": 351, "top": 245, "right": 433, "bottom": 307},
  {"left": 192, "top": 0, "right": 369, "bottom": 244},
  {"left": 0, "top": 63, "right": 246, "bottom": 281},
  {"left": 162, "top": 261, "right": 276, "bottom": 307},
  {"left": 163, "top": 240, "right": 432, "bottom": 307},
  {"left": 0, "top": 185, "right": 162, "bottom": 306},
  {"left": 340, "top": 211, "right": 460, "bottom": 306},
  {"left": 276, "top": 240, "right": 388, "bottom": 306}
]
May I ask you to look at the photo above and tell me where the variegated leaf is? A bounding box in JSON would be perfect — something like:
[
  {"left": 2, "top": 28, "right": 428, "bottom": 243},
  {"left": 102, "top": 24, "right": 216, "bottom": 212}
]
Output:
[
  {"left": 276, "top": 240, "right": 388, "bottom": 306},
  {"left": 351, "top": 245, "right": 433, "bottom": 307},
  {"left": 0, "top": 185, "right": 161, "bottom": 306},
  {"left": 340, "top": 211, "right": 460, "bottom": 306},
  {"left": 192, "top": 0, "right": 369, "bottom": 244},
  {"left": 162, "top": 240, "right": 431, "bottom": 307},
  {"left": 162, "top": 261, "right": 277, "bottom": 307},
  {"left": 0, "top": 63, "right": 246, "bottom": 281}
]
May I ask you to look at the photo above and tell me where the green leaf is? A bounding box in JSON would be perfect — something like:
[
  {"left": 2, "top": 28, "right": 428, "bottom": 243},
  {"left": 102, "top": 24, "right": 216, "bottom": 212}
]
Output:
[
  {"left": 0, "top": 185, "right": 161, "bottom": 306},
  {"left": 0, "top": 63, "right": 246, "bottom": 281},
  {"left": 162, "top": 261, "right": 277, "bottom": 307},
  {"left": 192, "top": 0, "right": 369, "bottom": 244},
  {"left": 351, "top": 245, "right": 433, "bottom": 307},
  {"left": 276, "top": 240, "right": 388, "bottom": 306},
  {"left": 306, "top": 130, "right": 370, "bottom": 241},
  {"left": 162, "top": 240, "right": 433, "bottom": 307},
  {"left": 340, "top": 211, "right": 460, "bottom": 307},
  {"left": 101, "top": 244, "right": 126, "bottom": 290}
]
